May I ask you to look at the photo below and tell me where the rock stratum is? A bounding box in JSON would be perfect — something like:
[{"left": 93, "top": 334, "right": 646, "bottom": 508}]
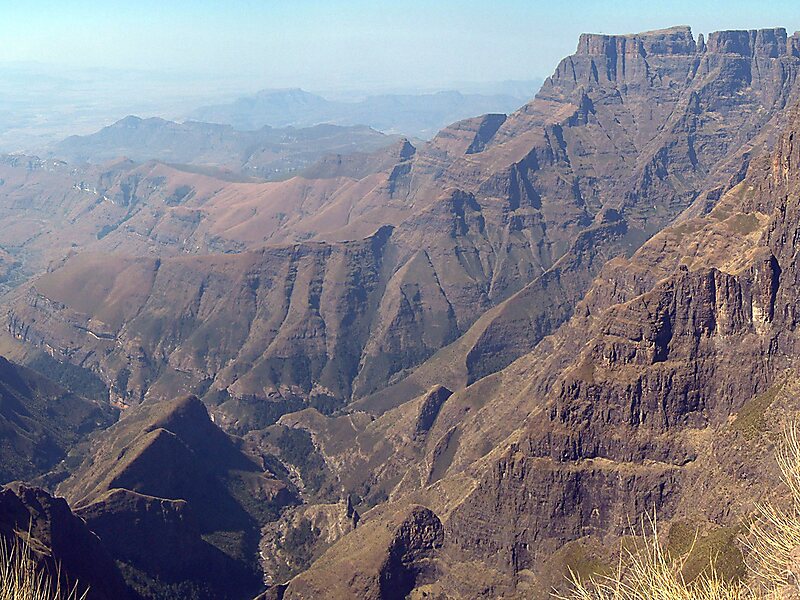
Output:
[{"left": 2, "top": 25, "right": 800, "bottom": 599}]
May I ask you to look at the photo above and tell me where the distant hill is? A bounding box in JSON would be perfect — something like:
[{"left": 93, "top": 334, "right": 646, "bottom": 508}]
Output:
[
  {"left": 50, "top": 116, "right": 398, "bottom": 179},
  {"left": 188, "top": 86, "right": 541, "bottom": 138}
]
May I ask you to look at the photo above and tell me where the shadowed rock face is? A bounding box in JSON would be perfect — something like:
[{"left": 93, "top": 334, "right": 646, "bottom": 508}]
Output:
[
  {"left": 76, "top": 488, "right": 262, "bottom": 597},
  {"left": 0, "top": 485, "right": 135, "bottom": 600}
]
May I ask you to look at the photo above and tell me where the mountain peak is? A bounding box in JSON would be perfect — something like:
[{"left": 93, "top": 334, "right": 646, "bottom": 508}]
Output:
[
  {"left": 577, "top": 25, "right": 696, "bottom": 56},
  {"left": 706, "top": 27, "right": 799, "bottom": 57},
  {"left": 575, "top": 25, "right": 800, "bottom": 59}
]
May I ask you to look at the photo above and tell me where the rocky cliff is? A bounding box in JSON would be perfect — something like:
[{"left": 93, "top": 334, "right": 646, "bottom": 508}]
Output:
[
  {"left": 3, "top": 25, "right": 800, "bottom": 599},
  {"left": 6, "top": 27, "right": 800, "bottom": 424},
  {"left": 267, "top": 39, "right": 800, "bottom": 599}
]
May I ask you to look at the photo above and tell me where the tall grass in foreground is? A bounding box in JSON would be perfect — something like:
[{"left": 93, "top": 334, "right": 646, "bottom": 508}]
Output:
[
  {"left": 558, "top": 422, "right": 800, "bottom": 600},
  {"left": 0, "top": 534, "right": 86, "bottom": 600},
  {"left": 555, "top": 517, "right": 750, "bottom": 600},
  {"left": 747, "top": 422, "right": 800, "bottom": 592}
]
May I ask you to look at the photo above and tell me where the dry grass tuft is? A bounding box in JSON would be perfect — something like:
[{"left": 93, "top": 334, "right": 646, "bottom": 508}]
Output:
[
  {"left": 555, "top": 516, "right": 750, "bottom": 600},
  {"left": 746, "top": 422, "right": 800, "bottom": 592},
  {"left": 0, "top": 534, "right": 86, "bottom": 600}
]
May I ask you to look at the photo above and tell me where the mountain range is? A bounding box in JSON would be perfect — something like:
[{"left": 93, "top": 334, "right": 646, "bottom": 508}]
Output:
[
  {"left": 0, "top": 24, "right": 800, "bottom": 600},
  {"left": 49, "top": 116, "right": 398, "bottom": 180},
  {"left": 188, "top": 87, "right": 540, "bottom": 138}
]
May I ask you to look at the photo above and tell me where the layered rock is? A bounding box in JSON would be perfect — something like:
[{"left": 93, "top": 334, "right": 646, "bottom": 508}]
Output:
[
  {"left": 8, "top": 27, "right": 800, "bottom": 422},
  {"left": 5, "top": 26, "right": 800, "bottom": 598},
  {"left": 275, "top": 61, "right": 800, "bottom": 599}
]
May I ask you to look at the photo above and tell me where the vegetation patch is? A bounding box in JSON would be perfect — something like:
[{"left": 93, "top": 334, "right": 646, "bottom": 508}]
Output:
[
  {"left": 725, "top": 213, "right": 760, "bottom": 236},
  {"left": 276, "top": 428, "right": 333, "bottom": 499},
  {"left": 731, "top": 382, "right": 785, "bottom": 440},
  {"left": 670, "top": 221, "right": 702, "bottom": 243},
  {"left": 277, "top": 518, "right": 321, "bottom": 571},
  {"left": 667, "top": 522, "right": 745, "bottom": 583},
  {"left": 558, "top": 540, "right": 610, "bottom": 582},
  {"left": 27, "top": 353, "right": 108, "bottom": 401}
]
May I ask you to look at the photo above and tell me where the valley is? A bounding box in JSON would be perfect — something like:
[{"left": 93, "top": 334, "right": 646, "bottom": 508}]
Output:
[{"left": 1, "top": 21, "right": 800, "bottom": 600}]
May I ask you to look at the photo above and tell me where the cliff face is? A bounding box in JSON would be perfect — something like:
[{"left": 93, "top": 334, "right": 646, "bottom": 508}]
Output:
[
  {"left": 350, "top": 24, "right": 800, "bottom": 414},
  {"left": 6, "top": 27, "right": 800, "bottom": 424},
  {"left": 5, "top": 26, "right": 800, "bottom": 598},
  {"left": 275, "top": 54, "right": 800, "bottom": 600}
]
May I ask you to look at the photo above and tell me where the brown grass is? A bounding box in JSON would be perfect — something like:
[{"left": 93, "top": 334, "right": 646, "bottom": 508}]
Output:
[
  {"left": 746, "top": 422, "right": 800, "bottom": 591},
  {"left": 555, "top": 516, "right": 750, "bottom": 600},
  {"left": 0, "top": 534, "right": 86, "bottom": 600}
]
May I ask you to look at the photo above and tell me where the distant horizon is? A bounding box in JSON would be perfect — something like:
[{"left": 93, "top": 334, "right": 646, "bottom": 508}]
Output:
[
  {"left": 3, "top": 1, "right": 800, "bottom": 92},
  {"left": 0, "top": 59, "right": 545, "bottom": 99},
  {"left": 3, "top": 4, "right": 800, "bottom": 154}
]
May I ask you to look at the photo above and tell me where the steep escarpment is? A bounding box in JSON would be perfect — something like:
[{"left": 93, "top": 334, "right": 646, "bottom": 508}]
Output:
[
  {"left": 77, "top": 488, "right": 260, "bottom": 599},
  {"left": 7, "top": 27, "right": 800, "bottom": 421},
  {"left": 276, "top": 82, "right": 800, "bottom": 599},
  {"left": 8, "top": 228, "right": 396, "bottom": 410},
  {"left": 358, "top": 24, "right": 800, "bottom": 410}
]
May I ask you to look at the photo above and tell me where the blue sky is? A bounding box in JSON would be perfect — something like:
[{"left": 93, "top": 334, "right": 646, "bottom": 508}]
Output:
[{"left": 1, "top": 1, "right": 799, "bottom": 90}]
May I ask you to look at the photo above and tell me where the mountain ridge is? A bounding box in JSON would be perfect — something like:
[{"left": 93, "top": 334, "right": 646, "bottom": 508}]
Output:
[
  {"left": 188, "top": 87, "right": 538, "bottom": 139},
  {"left": 3, "top": 24, "right": 800, "bottom": 599}
]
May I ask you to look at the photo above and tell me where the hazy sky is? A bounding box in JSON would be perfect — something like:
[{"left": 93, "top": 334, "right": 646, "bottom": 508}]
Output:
[{"left": 2, "top": 0, "right": 800, "bottom": 91}]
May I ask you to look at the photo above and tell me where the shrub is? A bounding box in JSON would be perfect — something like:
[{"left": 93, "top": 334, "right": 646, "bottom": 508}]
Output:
[
  {"left": 746, "top": 422, "right": 800, "bottom": 592},
  {"left": 556, "top": 516, "right": 750, "bottom": 600}
]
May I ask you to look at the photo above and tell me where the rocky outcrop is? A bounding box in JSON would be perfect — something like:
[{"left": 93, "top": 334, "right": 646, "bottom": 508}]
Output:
[
  {"left": 282, "top": 505, "right": 443, "bottom": 600},
  {"left": 58, "top": 395, "right": 294, "bottom": 599},
  {"left": 576, "top": 26, "right": 697, "bottom": 57},
  {"left": 0, "top": 484, "right": 134, "bottom": 600},
  {"left": 705, "top": 28, "right": 799, "bottom": 57},
  {"left": 413, "top": 385, "right": 452, "bottom": 437}
]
